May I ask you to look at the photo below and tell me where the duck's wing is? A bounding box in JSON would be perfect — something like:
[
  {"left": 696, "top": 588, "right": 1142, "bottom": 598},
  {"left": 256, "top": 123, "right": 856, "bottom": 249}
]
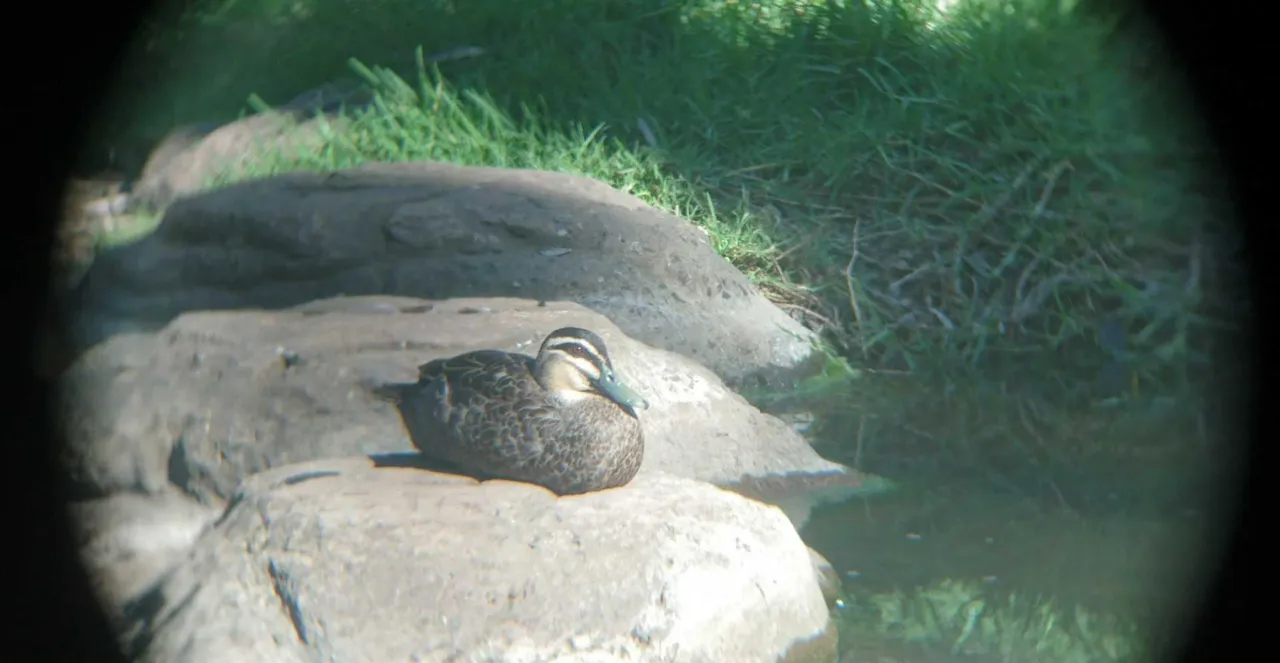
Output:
[
  {"left": 374, "top": 351, "right": 530, "bottom": 402},
  {"left": 413, "top": 351, "right": 543, "bottom": 412},
  {"left": 392, "top": 350, "right": 560, "bottom": 469}
]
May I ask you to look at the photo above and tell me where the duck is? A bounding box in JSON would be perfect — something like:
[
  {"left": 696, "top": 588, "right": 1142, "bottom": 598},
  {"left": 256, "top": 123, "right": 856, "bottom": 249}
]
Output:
[{"left": 375, "top": 327, "right": 650, "bottom": 495}]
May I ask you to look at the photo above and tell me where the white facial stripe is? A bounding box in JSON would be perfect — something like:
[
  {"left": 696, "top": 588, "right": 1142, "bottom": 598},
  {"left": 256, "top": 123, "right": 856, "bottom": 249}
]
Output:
[
  {"left": 551, "top": 351, "right": 602, "bottom": 382},
  {"left": 549, "top": 388, "right": 592, "bottom": 404}
]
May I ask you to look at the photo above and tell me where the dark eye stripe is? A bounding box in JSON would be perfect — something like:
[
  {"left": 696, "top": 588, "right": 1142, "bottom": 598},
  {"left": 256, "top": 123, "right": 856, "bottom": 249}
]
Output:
[{"left": 547, "top": 341, "right": 607, "bottom": 371}]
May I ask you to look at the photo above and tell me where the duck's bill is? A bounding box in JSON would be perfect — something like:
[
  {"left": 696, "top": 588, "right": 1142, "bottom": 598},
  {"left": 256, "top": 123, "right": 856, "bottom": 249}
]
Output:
[{"left": 597, "top": 369, "right": 651, "bottom": 411}]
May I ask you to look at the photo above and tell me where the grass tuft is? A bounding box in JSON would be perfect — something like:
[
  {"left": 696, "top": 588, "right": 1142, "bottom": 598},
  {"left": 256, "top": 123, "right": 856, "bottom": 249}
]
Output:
[{"left": 836, "top": 578, "right": 1158, "bottom": 663}]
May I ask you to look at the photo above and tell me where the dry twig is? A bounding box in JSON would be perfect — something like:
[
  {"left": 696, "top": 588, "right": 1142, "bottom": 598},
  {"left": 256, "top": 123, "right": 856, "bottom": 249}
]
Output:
[{"left": 845, "top": 219, "right": 868, "bottom": 358}]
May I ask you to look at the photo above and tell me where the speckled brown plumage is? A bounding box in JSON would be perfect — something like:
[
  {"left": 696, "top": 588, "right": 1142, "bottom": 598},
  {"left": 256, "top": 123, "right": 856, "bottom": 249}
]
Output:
[{"left": 377, "top": 328, "right": 649, "bottom": 495}]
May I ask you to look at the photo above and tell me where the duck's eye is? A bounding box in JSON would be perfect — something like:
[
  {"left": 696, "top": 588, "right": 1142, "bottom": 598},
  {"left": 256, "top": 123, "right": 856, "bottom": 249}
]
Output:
[{"left": 552, "top": 342, "right": 598, "bottom": 364}]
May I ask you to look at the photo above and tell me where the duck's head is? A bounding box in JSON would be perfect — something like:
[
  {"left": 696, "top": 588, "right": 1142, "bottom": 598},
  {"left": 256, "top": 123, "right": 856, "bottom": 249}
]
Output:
[{"left": 535, "top": 327, "right": 650, "bottom": 414}]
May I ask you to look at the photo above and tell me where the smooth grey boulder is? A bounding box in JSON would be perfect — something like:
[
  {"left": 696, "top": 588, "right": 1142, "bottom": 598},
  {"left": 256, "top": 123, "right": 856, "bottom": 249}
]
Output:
[
  {"left": 121, "top": 457, "right": 838, "bottom": 663},
  {"left": 66, "top": 161, "right": 818, "bottom": 388},
  {"left": 68, "top": 488, "right": 221, "bottom": 623}
]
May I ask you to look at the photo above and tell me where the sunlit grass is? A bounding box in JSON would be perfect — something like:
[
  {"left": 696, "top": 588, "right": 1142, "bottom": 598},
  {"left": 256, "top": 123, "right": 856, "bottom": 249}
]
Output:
[{"left": 95, "top": 210, "right": 164, "bottom": 250}]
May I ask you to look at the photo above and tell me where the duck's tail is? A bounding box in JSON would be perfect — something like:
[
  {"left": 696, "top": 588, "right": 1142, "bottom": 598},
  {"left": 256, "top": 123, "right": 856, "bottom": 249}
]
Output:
[
  {"left": 370, "top": 382, "right": 409, "bottom": 404},
  {"left": 358, "top": 372, "right": 414, "bottom": 405}
]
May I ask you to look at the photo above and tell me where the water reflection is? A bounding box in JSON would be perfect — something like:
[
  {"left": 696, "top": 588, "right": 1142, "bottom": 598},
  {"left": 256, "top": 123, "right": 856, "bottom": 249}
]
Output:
[{"left": 758, "top": 367, "right": 1221, "bottom": 662}]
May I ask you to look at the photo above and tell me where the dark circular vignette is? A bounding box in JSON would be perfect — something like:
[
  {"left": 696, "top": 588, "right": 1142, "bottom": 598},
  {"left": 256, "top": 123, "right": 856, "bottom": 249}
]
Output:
[
  {"left": 1134, "top": 0, "right": 1264, "bottom": 660},
  {"left": 14, "top": 0, "right": 161, "bottom": 660},
  {"left": 11, "top": 1, "right": 1261, "bottom": 661}
]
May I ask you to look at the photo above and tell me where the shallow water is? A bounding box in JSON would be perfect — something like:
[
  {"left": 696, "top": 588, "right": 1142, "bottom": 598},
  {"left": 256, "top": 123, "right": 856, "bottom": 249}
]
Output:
[
  {"left": 777, "top": 381, "right": 1230, "bottom": 662},
  {"left": 800, "top": 473, "right": 1216, "bottom": 662},
  {"left": 806, "top": 483, "right": 1206, "bottom": 609}
]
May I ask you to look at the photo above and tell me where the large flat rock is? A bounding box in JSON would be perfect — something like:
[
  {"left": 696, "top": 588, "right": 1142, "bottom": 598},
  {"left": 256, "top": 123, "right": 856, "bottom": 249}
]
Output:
[{"left": 59, "top": 296, "right": 875, "bottom": 529}]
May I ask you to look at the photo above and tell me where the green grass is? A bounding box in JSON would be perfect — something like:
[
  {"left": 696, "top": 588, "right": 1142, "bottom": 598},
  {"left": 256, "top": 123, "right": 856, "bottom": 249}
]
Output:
[
  {"left": 88, "top": 0, "right": 1231, "bottom": 480},
  {"left": 95, "top": 210, "right": 164, "bottom": 250}
]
